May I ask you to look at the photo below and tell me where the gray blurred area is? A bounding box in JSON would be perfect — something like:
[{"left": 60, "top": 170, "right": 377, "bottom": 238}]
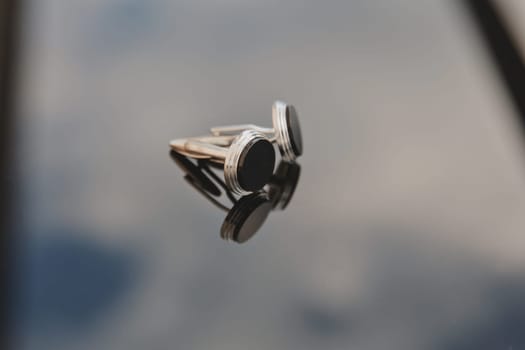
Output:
[{"left": 13, "top": 1, "right": 525, "bottom": 349}]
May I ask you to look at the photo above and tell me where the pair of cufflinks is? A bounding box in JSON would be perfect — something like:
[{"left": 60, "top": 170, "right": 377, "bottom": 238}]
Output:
[{"left": 169, "top": 101, "right": 303, "bottom": 195}]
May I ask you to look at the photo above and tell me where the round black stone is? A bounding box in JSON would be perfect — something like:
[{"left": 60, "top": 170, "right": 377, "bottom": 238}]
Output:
[
  {"left": 286, "top": 105, "right": 303, "bottom": 157},
  {"left": 222, "top": 193, "right": 272, "bottom": 243},
  {"left": 237, "top": 139, "right": 275, "bottom": 192}
]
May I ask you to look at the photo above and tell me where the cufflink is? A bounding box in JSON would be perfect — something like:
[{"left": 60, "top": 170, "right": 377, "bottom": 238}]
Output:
[
  {"left": 210, "top": 101, "right": 303, "bottom": 161},
  {"left": 170, "top": 129, "right": 275, "bottom": 194}
]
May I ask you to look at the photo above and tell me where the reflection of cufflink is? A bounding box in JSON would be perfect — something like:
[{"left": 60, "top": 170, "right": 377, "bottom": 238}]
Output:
[
  {"left": 170, "top": 150, "right": 273, "bottom": 244},
  {"left": 267, "top": 161, "right": 301, "bottom": 210},
  {"left": 210, "top": 101, "right": 303, "bottom": 161},
  {"left": 221, "top": 161, "right": 301, "bottom": 243},
  {"left": 220, "top": 192, "right": 273, "bottom": 244},
  {"left": 170, "top": 129, "right": 275, "bottom": 194}
]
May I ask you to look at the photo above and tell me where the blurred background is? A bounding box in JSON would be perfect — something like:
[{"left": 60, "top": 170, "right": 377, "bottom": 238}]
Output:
[{"left": 3, "top": 0, "right": 525, "bottom": 349}]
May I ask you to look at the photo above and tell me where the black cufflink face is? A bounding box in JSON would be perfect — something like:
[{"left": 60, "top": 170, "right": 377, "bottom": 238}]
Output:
[{"left": 224, "top": 130, "right": 275, "bottom": 193}]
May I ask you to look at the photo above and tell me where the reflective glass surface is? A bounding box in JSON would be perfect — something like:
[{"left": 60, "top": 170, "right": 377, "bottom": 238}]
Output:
[{"left": 13, "top": 1, "right": 525, "bottom": 349}]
